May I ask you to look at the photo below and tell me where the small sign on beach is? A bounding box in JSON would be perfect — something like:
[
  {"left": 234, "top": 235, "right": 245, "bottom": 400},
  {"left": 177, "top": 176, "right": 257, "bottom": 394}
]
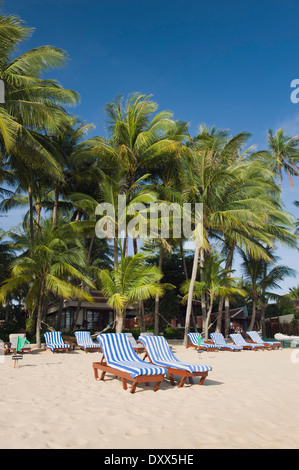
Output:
[{"left": 12, "top": 355, "right": 23, "bottom": 368}]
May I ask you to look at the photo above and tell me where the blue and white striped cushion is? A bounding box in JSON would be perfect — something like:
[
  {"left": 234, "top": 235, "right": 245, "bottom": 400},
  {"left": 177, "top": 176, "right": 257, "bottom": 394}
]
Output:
[
  {"left": 188, "top": 332, "right": 218, "bottom": 349},
  {"left": 44, "top": 331, "right": 71, "bottom": 351},
  {"left": 229, "top": 333, "right": 264, "bottom": 349},
  {"left": 96, "top": 333, "right": 167, "bottom": 379},
  {"left": 247, "top": 331, "right": 280, "bottom": 347},
  {"left": 139, "top": 335, "right": 212, "bottom": 373},
  {"left": 75, "top": 331, "right": 101, "bottom": 349},
  {"left": 210, "top": 333, "right": 243, "bottom": 350}
]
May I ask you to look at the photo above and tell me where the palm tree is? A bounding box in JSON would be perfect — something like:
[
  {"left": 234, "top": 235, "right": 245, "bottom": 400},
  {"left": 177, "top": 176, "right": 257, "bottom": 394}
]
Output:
[
  {"left": 240, "top": 249, "right": 296, "bottom": 332},
  {"left": 99, "top": 252, "right": 168, "bottom": 333},
  {"left": 181, "top": 128, "right": 297, "bottom": 345},
  {"left": 181, "top": 252, "right": 246, "bottom": 339},
  {"left": 0, "top": 12, "right": 80, "bottom": 235},
  {"left": 0, "top": 218, "right": 96, "bottom": 347},
  {"left": 256, "top": 129, "right": 299, "bottom": 189}
]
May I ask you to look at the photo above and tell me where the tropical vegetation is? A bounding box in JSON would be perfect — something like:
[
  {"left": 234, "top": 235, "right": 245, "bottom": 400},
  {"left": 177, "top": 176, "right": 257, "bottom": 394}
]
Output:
[{"left": 0, "top": 11, "right": 298, "bottom": 344}]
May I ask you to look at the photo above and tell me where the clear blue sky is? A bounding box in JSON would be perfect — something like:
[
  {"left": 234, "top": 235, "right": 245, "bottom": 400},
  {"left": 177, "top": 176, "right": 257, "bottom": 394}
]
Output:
[{"left": 1, "top": 0, "right": 299, "bottom": 294}]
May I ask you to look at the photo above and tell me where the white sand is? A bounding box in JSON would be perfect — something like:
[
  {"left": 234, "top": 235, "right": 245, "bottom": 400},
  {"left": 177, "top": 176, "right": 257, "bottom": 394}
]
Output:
[{"left": 0, "top": 341, "right": 298, "bottom": 449}]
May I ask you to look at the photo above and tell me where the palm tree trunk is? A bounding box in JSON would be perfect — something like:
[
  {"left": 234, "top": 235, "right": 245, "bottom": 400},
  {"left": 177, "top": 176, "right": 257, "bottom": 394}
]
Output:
[
  {"left": 248, "top": 297, "right": 257, "bottom": 331},
  {"left": 115, "top": 309, "right": 124, "bottom": 333},
  {"left": 114, "top": 238, "right": 118, "bottom": 268},
  {"left": 183, "top": 246, "right": 200, "bottom": 346},
  {"left": 52, "top": 179, "right": 60, "bottom": 227},
  {"left": 205, "top": 295, "right": 214, "bottom": 339},
  {"left": 200, "top": 248, "right": 207, "bottom": 337},
  {"left": 180, "top": 240, "right": 198, "bottom": 332},
  {"left": 35, "top": 204, "right": 41, "bottom": 240},
  {"left": 154, "top": 243, "right": 163, "bottom": 335},
  {"left": 261, "top": 302, "right": 266, "bottom": 337},
  {"left": 224, "top": 297, "right": 231, "bottom": 338},
  {"left": 28, "top": 186, "right": 34, "bottom": 240},
  {"left": 216, "top": 243, "right": 235, "bottom": 334},
  {"left": 36, "top": 277, "right": 46, "bottom": 349}
]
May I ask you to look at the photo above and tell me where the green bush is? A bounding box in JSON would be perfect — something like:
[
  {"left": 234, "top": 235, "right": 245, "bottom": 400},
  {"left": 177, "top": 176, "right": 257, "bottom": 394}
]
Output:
[{"left": 163, "top": 327, "right": 184, "bottom": 339}]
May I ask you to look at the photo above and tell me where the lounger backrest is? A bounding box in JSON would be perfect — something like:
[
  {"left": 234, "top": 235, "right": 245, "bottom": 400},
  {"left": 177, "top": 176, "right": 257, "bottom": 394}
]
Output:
[
  {"left": 97, "top": 333, "right": 140, "bottom": 363},
  {"left": 44, "top": 331, "right": 64, "bottom": 346},
  {"left": 188, "top": 332, "right": 203, "bottom": 345},
  {"left": 9, "top": 334, "right": 26, "bottom": 348},
  {"left": 124, "top": 332, "right": 138, "bottom": 347},
  {"left": 210, "top": 333, "right": 227, "bottom": 346},
  {"left": 229, "top": 333, "right": 246, "bottom": 345},
  {"left": 247, "top": 331, "right": 262, "bottom": 343},
  {"left": 139, "top": 335, "right": 177, "bottom": 362},
  {"left": 75, "top": 331, "right": 93, "bottom": 345}
]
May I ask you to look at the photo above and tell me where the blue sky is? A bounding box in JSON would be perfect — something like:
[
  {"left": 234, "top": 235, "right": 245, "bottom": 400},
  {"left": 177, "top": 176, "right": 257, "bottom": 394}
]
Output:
[{"left": 1, "top": 0, "right": 299, "bottom": 294}]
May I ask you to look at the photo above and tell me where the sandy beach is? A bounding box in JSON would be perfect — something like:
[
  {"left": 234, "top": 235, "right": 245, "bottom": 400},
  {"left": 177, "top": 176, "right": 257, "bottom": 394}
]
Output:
[{"left": 0, "top": 341, "right": 299, "bottom": 450}]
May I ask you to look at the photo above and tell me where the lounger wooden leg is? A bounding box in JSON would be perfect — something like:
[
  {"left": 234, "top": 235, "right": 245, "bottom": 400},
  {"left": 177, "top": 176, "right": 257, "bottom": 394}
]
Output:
[
  {"left": 178, "top": 377, "right": 186, "bottom": 388},
  {"left": 122, "top": 378, "right": 128, "bottom": 390},
  {"left": 198, "top": 373, "right": 207, "bottom": 385},
  {"left": 153, "top": 381, "right": 161, "bottom": 392},
  {"left": 93, "top": 366, "right": 99, "bottom": 380},
  {"left": 130, "top": 381, "right": 137, "bottom": 393},
  {"left": 168, "top": 374, "right": 176, "bottom": 386},
  {"left": 188, "top": 377, "right": 194, "bottom": 384},
  {"left": 100, "top": 371, "right": 106, "bottom": 381}
]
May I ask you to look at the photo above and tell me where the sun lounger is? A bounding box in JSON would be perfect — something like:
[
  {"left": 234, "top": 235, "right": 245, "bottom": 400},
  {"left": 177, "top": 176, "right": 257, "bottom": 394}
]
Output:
[
  {"left": 138, "top": 332, "right": 173, "bottom": 351},
  {"left": 74, "top": 331, "right": 102, "bottom": 352},
  {"left": 187, "top": 332, "right": 219, "bottom": 352},
  {"left": 139, "top": 334, "right": 212, "bottom": 387},
  {"left": 210, "top": 332, "right": 243, "bottom": 351},
  {"left": 93, "top": 333, "right": 166, "bottom": 393},
  {"left": 44, "top": 331, "right": 71, "bottom": 353},
  {"left": 246, "top": 331, "right": 281, "bottom": 350},
  {"left": 124, "top": 333, "right": 145, "bottom": 353},
  {"left": 229, "top": 333, "right": 265, "bottom": 351},
  {"left": 0, "top": 340, "right": 9, "bottom": 355},
  {"left": 9, "top": 334, "right": 31, "bottom": 354}
]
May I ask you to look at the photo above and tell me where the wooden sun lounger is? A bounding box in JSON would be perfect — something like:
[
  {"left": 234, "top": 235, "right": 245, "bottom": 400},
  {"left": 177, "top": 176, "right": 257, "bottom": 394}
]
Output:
[
  {"left": 139, "top": 335, "right": 212, "bottom": 388},
  {"left": 93, "top": 333, "right": 166, "bottom": 394},
  {"left": 93, "top": 355, "right": 165, "bottom": 394}
]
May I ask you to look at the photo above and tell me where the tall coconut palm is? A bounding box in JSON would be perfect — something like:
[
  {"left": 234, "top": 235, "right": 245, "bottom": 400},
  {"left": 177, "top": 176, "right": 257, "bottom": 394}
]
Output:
[
  {"left": 240, "top": 249, "right": 296, "bottom": 332},
  {"left": 0, "top": 218, "right": 96, "bottom": 347},
  {"left": 181, "top": 251, "right": 246, "bottom": 339},
  {"left": 99, "top": 252, "right": 169, "bottom": 333},
  {"left": 0, "top": 12, "right": 80, "bottom": 213},
  {"left": 181, "top": 139, "right": 297, "bottom": 345},
  {"left": 256, "top": 129, "right": 299, "bottom": 189}
]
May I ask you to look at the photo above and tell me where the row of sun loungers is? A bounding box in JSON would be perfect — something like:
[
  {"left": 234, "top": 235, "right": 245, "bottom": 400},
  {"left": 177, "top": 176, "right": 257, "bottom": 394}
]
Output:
[
  {"left": 187, "top": 332, "right": 281, "bottom": 351},
  {"left": 4, "top": 329, "right": 281, "bottom": 394}
]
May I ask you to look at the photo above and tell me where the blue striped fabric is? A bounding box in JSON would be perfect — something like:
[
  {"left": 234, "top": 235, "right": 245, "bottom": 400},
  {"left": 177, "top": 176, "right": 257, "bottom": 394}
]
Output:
[
  {"left": 229, "top": 333, "right": 264, "bottom": 349},
  {"left": 44, "top": 331, "right": 71, "bottom": 351},
  {"left": 247, "top": 331, "right": 281, "bottom": 347},
  {"left": 139, "top": 335, "right": 212, "bottom": 373},
  {"left": 210, "top": 333, "right": 243, "bottom": 350},
  {"left": 188, "top": 332, "right": 219, "bottom": 349},
  {"left": 74, "top": 331, "right": 101, "bottom": 349},
  {"left": 96, "top": 333, "right": 167, "bottom": 379}
]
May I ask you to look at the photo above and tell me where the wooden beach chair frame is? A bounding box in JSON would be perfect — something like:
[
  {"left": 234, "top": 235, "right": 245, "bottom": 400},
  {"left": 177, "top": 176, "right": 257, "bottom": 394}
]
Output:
[
  {"left": 246, "top": 331, "right": 281, "bottom": 350},
  {"left": 139, "top": 335, "right": 212, "bottom": 388},
  {"left": 210, "top": 332, "right": 243, "bottom": 351},
  {"left": 186, "top": 333, "right": 219, "bottom": 352},
  {"left": 93, "top": 355, "right": 164, "bottom": 394},
  {"left": 44, "top": 331, "right": 71, "bottom": 353},
  {"left": 74, "top": 331, "right": 102, "bottom": 353},
  {"left": 229, "top": 333, "right": 265, "bottom": 351},
  {"left": 93, "top": 333, "right": 166, "bottom": 394}
]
